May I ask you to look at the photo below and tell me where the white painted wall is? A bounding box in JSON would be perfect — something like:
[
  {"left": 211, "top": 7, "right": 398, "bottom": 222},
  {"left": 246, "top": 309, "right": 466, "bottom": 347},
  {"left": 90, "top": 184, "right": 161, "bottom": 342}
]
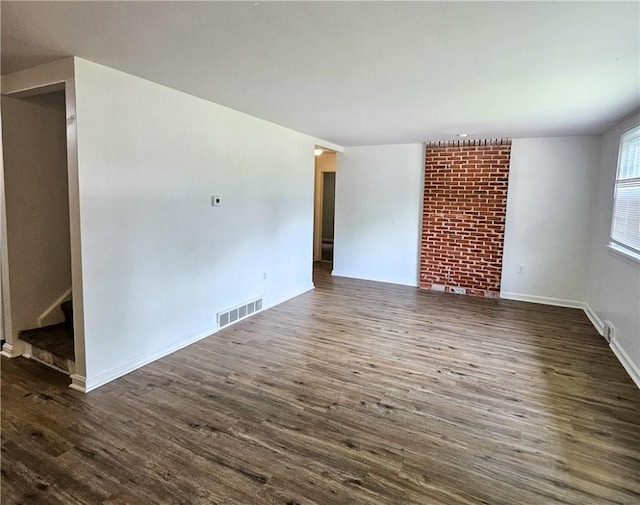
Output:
[
  {"left": 73, "top": 58, "right": 317, "bottom": 390},
  {"left": 501, "top": 136, "right": 601, "bottom": 307},
  {"left": 585, "top": 111, "right": 640, "bottom": 387},
  {"left": 333, "top": 144, "right": 423, "bottom": 286},
  {"left": 1, "top": 91, "right": 72, "bottom": 335}
]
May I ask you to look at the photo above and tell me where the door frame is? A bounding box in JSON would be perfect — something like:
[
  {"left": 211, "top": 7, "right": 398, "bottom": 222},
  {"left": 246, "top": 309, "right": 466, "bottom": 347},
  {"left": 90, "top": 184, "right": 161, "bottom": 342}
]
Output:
[
  {"left": 1, "top": 59, "right": 87, "bottom": 391},
  {"left": 313, "top": 149, "right": 337, "bottom": 261}
]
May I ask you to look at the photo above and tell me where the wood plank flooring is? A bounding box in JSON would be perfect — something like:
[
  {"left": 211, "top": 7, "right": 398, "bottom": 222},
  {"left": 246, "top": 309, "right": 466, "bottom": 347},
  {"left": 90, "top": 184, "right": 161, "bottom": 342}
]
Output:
[{"left": 2, "top": 263, "right": 640, "bottom": 504}]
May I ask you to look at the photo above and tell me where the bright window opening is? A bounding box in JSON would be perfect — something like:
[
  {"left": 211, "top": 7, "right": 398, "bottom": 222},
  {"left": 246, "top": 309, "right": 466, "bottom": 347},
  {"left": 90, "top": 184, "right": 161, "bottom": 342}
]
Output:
[{"left": 610, "top": 125, "right": 640, "bottom": 263}]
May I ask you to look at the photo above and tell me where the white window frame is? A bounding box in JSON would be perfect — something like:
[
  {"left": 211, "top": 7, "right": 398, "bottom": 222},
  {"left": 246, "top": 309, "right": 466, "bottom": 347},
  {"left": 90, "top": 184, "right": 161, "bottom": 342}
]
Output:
[{"left": 608, "top": 124, "right": 640, "bottom": 264}]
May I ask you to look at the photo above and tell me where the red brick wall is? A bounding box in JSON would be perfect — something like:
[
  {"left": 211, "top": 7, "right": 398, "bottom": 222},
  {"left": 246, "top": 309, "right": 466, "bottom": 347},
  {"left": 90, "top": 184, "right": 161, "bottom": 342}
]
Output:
[{"left": 419, "top": 139, "right": 511, "bottom": 297}]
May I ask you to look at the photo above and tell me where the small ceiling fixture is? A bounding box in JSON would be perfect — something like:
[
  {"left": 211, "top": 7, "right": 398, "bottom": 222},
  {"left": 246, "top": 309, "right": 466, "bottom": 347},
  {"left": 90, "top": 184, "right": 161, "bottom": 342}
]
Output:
[
  {"left": 458, "top": 133, "right": 469, "bottom": 138},
  {"left": 314, "top": 148, "right": 324, "bottom": 156}
]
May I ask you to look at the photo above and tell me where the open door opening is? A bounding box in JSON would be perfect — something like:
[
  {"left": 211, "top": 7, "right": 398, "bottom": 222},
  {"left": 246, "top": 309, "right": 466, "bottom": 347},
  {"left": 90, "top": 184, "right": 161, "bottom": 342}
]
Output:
[
  {"left": 321, "top": 171, "right": 335, "bottom": 261},
  {"left": 313, "top": 147, "right": 337, "bottom": 266},
  {"left": 1, "top": 89, "right": 75, "bottom": 376}
]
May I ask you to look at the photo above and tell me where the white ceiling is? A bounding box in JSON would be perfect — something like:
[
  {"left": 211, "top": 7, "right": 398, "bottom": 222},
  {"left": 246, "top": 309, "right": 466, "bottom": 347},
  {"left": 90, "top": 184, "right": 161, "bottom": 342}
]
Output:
[{"left": 2, "top": 1, "right": 639, "bottom": 146}]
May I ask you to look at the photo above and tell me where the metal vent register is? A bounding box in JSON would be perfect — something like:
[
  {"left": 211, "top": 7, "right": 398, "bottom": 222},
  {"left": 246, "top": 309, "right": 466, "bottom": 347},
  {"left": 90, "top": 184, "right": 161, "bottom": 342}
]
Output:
[{"left": 217, "top": 298, "right": 262, "bottom": 328}]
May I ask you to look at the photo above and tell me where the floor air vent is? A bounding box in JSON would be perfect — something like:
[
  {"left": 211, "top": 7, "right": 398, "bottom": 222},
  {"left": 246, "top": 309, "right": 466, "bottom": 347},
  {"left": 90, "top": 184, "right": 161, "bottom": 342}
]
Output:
[{"left": 217, "top": 298, "right": 262, "bottom": 329}]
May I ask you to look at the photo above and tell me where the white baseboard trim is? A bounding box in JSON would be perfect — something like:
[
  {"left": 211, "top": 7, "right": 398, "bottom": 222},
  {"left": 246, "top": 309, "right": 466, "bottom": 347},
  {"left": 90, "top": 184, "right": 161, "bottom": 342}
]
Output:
[
  {"left": 1, "top": 340, "right": 23, "bottom": 358},
  {"left": 331, "top": 270, "right": 418, "bottom": 287},
  {"left": 583, "top": 304, "right": 605, "bottom": 336},
  {"left": 583, "top": 303, "right": 639, "bottom": 390},
  {"left": 610, "top": 338, "right": 640, "bottom": 389},
  {"left": 69, "top": 374, "right": 87, "bottom": 392},
  {"left": 78, "top": 284, "right": 316, "bottom": 393},
  {"left": 265, "top": 284, "right": 315, "bottom": 310},
  {"left": 500, "top": 292, "right": 584, "bottom": 309},
  {"left": 38, "top": 287, "right": 72, "bottom": 327},
  {"left": 83, "top": 326, "right": 218, "bottom": 393}
]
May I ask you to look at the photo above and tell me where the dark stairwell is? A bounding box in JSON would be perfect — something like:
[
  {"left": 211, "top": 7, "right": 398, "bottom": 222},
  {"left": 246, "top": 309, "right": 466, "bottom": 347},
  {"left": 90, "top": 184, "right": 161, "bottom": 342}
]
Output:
[{"left": 19, "top": 300, "right": 75, "bottom": 374}]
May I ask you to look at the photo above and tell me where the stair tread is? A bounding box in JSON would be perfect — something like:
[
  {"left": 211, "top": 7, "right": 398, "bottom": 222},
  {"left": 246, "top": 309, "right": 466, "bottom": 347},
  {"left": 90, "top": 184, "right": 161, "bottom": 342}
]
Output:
[{"left": 20, "top": 323, "right": 75, "bottom": 361}]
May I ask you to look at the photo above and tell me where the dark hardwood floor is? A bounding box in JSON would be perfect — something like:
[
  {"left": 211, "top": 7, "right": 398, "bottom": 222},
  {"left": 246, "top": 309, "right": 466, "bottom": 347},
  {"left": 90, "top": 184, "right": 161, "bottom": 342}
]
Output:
[{"left": 2, "top": 263, "right": 640, "bottom": 504}]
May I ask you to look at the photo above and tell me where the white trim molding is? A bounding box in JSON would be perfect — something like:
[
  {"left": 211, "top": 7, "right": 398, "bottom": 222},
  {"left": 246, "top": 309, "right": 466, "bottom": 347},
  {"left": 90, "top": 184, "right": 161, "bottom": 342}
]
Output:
[
  {"left": 499, "top": 292, "right": 585, "bottom": 309},
  {"left": 69, "top": 374, "right": 87, "bottom": 392},
  {"left": 38, "top": 287, "right": 72, "bottom": 327},
  {"left": 608, "top": 242, "right": 640, "bottom": 266},
  {"left": 331, "top": 270, "right": 418, "bottom": 287},
  {"left": 610, "top": 338, "right": 640, "bottom": 389},
  {"left": 265, "top": 284, "right": 315, "bottom": 311},
  {"left": 312, "top": 138, "right": 344, "bottom": 153},
  {"left": 82, "top": 326, "right": 218, "bottom": 392},
  {"left": 583, "top": 304, "right": 605, "bottom": 336},
  {"left": 583, "top": 303, "right": 639, "bottom": 390},
  {"left": 79, "top": 285, "right": 315, "bottom": 393},
  {"left": 1, "top": 340, "right": 24, "bottom": 358},
  {"left": 1, "top": 58, "right": 74, "bottom": 96}
]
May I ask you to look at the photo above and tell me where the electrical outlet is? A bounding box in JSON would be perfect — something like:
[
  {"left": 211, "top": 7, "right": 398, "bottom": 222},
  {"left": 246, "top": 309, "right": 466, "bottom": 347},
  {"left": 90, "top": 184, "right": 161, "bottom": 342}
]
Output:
[
  {"left": 263, "top": 272, "right": 267, "bottom": 280},
  {"left": 450, "top": 287, "right": 466, "bottom": 295},
  {"left": 518, "top": 264, "right": 526, "bottom": 274}
]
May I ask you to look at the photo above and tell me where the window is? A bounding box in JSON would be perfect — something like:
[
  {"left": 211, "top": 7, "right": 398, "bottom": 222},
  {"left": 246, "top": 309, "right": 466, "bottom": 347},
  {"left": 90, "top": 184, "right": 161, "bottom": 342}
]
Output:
[{"left": 610, "top": 125, "right": 640, "bottom": 262}]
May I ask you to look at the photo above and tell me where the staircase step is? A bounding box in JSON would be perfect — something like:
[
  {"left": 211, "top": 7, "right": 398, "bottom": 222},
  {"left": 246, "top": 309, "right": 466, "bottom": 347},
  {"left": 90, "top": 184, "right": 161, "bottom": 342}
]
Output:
[
  {"left": 19, "top": 323, "right": 75, "bottom": 374},
  {"left": 60, "top": 300, "right": 73, "bottom": 327}
]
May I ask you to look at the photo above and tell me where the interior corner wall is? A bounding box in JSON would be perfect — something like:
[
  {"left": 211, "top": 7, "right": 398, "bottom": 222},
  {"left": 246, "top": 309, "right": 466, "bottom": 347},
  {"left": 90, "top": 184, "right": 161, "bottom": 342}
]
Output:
[
  {"left": 73, "top": 58, "right": 317, "bottom": 390},
  {"left": 586, "top": 111, "right": 640, "bottom": 386},
  {"left": 501, "top": 136, "right": 601, "bottom": 307},
  {"left": 333, "top": 144, "right": 424, "bottom": 286},
  {"left": 1, "top": 91, "right": 72, "bottom": 336},
  {"left": 420, "top": 140, "right": 511, "bottom": 297}
]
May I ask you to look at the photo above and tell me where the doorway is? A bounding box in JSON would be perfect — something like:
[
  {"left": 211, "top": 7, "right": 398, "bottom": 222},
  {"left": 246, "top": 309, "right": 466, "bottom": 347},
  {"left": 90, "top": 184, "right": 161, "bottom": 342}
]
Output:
[
  {"left": 1, "top": 89, "right": 75, "bottom": 374},
  {"left": 313, "top": 147, "right": 337, "bottom": 265},
  {"left": 321, "top": 172, "right": 335, "bottom": 261}
]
